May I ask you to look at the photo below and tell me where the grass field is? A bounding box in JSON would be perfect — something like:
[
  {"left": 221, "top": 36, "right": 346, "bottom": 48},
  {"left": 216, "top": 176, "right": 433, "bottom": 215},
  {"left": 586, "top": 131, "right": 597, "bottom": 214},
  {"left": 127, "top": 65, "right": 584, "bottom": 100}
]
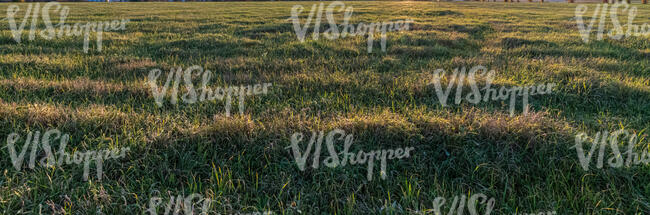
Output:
[{"left": 0, "top": 1, "right": 649, "bottom": 214}]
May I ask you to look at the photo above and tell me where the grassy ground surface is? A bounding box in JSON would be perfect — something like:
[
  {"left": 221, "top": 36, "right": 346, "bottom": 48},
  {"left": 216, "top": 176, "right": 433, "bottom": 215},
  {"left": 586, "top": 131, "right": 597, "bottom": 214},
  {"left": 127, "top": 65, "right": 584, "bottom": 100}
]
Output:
[{"left": 0, "top": 1, "right": 649, "bottom": 214}]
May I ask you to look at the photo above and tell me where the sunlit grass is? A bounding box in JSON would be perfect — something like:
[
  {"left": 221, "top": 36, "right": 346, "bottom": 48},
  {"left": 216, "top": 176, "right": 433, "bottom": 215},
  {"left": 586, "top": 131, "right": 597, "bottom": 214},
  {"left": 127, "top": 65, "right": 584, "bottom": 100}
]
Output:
[{"left": 0, "top": 1, "right": 648, "bottom": 214}]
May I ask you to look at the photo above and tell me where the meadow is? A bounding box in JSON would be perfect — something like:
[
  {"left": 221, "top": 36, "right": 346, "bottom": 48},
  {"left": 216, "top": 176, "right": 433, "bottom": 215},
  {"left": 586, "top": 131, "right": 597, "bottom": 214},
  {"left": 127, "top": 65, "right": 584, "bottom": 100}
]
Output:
[{"left": 0, "top": 1, "right": 649, "bottom": 214}]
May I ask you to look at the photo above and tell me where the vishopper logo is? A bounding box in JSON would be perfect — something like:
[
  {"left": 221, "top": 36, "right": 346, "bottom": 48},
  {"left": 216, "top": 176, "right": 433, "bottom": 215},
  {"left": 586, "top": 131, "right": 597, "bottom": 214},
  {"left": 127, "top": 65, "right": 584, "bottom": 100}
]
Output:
[
  {"left": 147, "top": 66, "right": 273, "bottom": 117},
  {"left": 286, "top": 129, "right": 415, "bottom": 181},
  {"left": 4, "top": 2, "right": 129, "bottom": 53},
  {"left": 418, "top": 192, "right": 554, "bottom": 215},
  {"left": 575, "top": 2, "right": 650, "bottom": 43},
  {"left": 430, "top": 65, "right": 556, "bottom": 117},
  {"left": 147, "top": 193, "right": 211, "bottom": 215},
  {"left": 146, "top": 193, "right": 273, "bottom": 215},
  {"left": 574, "top": 129, "right": 649, "bottom": 170},
  {"left": 429, "top": 193, "right": 495, "bottom": 215},
  {"left": 288, "top": 1, "right": 413, "bottom": 53},
  {"left": 4, "top": 128, "right": 129, "bottom": 181}
]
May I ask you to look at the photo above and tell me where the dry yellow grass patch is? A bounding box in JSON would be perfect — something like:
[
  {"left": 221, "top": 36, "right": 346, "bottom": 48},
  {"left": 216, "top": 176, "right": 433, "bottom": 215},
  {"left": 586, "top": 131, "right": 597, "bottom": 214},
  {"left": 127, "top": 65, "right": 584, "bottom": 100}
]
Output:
[
  {"left": 0, "top": 101, "right": 133, "bottom": 131},
  {"left": 114, "top": 58, "right": 158, "bottom": 72},
  {"left": 0, "top": 78, "right": 146, "bottom": 96}
]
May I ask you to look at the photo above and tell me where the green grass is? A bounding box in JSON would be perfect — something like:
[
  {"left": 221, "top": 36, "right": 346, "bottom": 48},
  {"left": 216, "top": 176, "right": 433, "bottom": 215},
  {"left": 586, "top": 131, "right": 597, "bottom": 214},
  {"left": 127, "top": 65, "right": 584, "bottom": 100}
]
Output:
[{"left": 0, "top": 1, "right": 649, "bottom": 214}]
